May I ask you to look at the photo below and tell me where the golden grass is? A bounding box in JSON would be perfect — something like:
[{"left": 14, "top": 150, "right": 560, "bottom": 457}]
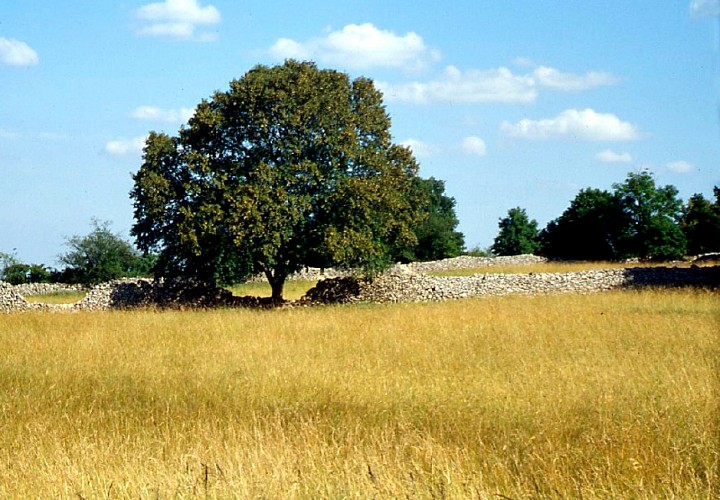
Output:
[
  {"left": 229, "top": 279, "right": 317, "bottom": 300},
  {"left": 0, "top": 289, "right": 717, "bottom": 498},
  {"left": 432, "top": 260, "right": 692, "bottom": 276},
  {"left": 23, "top": 291, "right": 87, "bottom": 304}
]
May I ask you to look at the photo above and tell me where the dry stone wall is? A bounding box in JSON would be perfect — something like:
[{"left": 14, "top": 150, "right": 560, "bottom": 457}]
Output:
[
  {"left": 12, "top": 283, "right": 86, "bottom": 296},
  {"left": 1, "top": 255, "right": 718, "bottom": 312},
  {"left": 347, "top": 265, "right": 719, "bottom": 304},
  {"left": 407, "top": 254, "right": 547, "bottom": 273},
  {"left": 0, "top": 282, "right": 33, "bottom": 313}
]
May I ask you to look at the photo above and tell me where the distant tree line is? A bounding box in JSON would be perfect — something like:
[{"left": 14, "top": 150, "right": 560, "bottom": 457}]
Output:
[
  {"left": 0, "top": 220, "right": 154, "bottom": 286},
  {"left": 492, "top": 171, "right": 720, "bottom": 261}
]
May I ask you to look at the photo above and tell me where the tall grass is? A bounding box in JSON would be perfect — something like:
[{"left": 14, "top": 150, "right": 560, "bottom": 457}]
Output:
[
  {"left": 23, "top": 290, "right": 87, "bottom": 304},
  {"left": 0, "top": 289, "right": 717, "bottom": 498},
  {"left": 229, "top": 279, "right": 316, "bottom": 300}
]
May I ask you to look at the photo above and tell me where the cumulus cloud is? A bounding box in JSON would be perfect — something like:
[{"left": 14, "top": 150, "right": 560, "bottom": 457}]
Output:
[
  {"left": 269, "top": 23, "right": 441, "bottom": 71},
  {"left": 533, "top": 66, "right": 617, "bottom": 90},
  {"left": 379, "top": 65, "right": 537, "bottom": 104},
  {"left": 461, "top": 136, "right": 487, "bottom": 156},
  {"left": 399, "top": 138, "right": 434, "bottom": 159},
  {"left": 379, "top": 64, "right": 617, "bottom": 105},
  {"left": 501, "top": 109, "right": 641, "bottom": 141},
  {"left": 135, "top": 0, "right": 220, "bottom": 40},
  {"left": 596, "top": 149, "right": 633, "bottom": 163},
  {"left": 131, "top": 105, "right": 194, "bottom": 123},
  {"left": 0, "top": 37, "right": 39, "bottom": 66},
  {"left": 666, "top": 160, "right": 694, "bottom": 173},
  {"left": 690, "top": 0, "right": 720, "bottom": 16},
  {"left": 105, "top": 136, "right": 147, "bottom": 156}
]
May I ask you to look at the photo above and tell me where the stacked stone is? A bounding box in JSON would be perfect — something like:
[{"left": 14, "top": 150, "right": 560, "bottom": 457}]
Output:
[
  {"left": 2, "top": 260, "right": 718, "bottom": 312},
  {"left": 247, "top": 266, "right": 349, "bottom": 283},
  {"left": 0, "top": 282, "right": 32, "bottom": 313},
  {"left": 13, "top": 283, "right": 86, "bottom": 296},
  {"left": 75, "top": 279, "right": 156, "bottom": 311},
  {"left": 407, "top": 254, "right": 547, "bottom": 274},
  {"left": 623, "top": 266, "right": 720, "bottom": 288},
  {"left": 305, "top": 266, "right": 718, "bottom": 305}
]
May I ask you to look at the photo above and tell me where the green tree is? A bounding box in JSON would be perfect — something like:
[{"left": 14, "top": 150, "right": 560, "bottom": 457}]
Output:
[
  {"left": 58, "top": 220, "right": 154, "bottom": 285},
  {"left": 613, "top": 171, "right": 686, "bottom": 260},
  {"left": 131, "top": 60, "right": 422, "bottom": 301},
  {"left": 491, "top": 207, "right": 540, "bottom": 256},
  {"left": 2, "top": 263, "right": 51, "bottom": 285},
  {"left": 681, "top": 188, "right": 720, "bottom": 255},
  {"left": 540, "top": 188, "right": 625, "bottom": 260},
  {"left": 0, "top": 251, "right": 19, "bottom": 282},
  {"left": 394, "top": 177, "right": 465, "bottom": 262},
  {"left": 0, "top": 252, "right": 51, "bottom": 285}
]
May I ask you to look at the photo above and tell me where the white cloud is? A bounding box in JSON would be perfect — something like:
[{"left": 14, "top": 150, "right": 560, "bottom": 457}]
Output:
[
  {"left": 461, "top": 136, "right": 487, "bottom": 156},
  {"left": 105, "top": 136, "right": 147, "bottom": 156},
  {"left": 270, "top": 38, "right": 310, "bottom": 60},
  {"left": 501, "top": 108, "right": 641, "bottom": 141},
  {"left": 135, "top": 0, "right": 220, "bottom": 40},
  {"left": 269, "top": 23, "right": 441, "bottom": 71},
  {"left": 596, "top": 149, "right": 633, "bottom": 163},
  {"left": 533, "top": 66, "right": 617, "bottom": 91},
  {"left": 379, "top": 64, "right": 617, "bottom": 105},
  {"left": 131, "top": 105, "right": 194, "bottom": 123},
  {"left": 666, "top": 160, "right": 694, "bottom": 173},
  {"left": 691, "top": 0, "right": 720, "bottom": 17},
  {"left": 400, "top": 138, "right": 434, "bottom": 159},
  {"left": 0, "top": 37, "right": 39, "bottom": 66},
  {"left": 379, "top": 65, "right": 537, "bottom": 104}
]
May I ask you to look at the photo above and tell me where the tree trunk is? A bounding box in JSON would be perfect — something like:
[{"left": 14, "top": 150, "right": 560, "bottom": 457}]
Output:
[
  {"left": 264, "top": 269, "right": 286, "bottom": 303},
  {"left": 270, "top": 280, "right": 285, "bottom": 303}
]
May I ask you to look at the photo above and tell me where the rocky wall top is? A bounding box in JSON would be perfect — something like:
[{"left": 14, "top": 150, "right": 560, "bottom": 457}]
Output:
[{"left": 2, "top": 256, "right": 718, "bottom": 312}]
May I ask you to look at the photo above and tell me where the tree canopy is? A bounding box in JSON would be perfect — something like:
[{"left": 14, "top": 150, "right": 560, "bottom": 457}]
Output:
[
  {"left": 58, "top": 220, "right": 154, "bottom": 285},
  {"left": 541, "top": 172, "right": 693, "bottom": 261},
  {"left": 540, "top": 188, "right": 625, "bottom": 260},
  {"left": 491, "top": 207, "right": 540, "bottom": 256},
  {"left": 394, "top": 177, "right": 465, "bottom": 262},
  {"left": 612, "top": 171, "right": 686, "bottom": 260},
  {"left": 681, "top": 188, "right": 720, "bottom": 255},
  {"left": 131, "top": 60, "right": 423, "bottom": 300}
]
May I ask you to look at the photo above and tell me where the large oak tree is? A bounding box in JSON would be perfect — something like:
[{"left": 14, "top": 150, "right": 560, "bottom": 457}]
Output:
[{"left": 131, "top": 61, "right": 422, "bottom": 300}]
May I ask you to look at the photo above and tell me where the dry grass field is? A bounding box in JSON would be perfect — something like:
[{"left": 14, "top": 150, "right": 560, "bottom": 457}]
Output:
[
  {"left": 229, "top": 279, "right": 317, "bottom": 301},
  {"left": 23, "top": 291, "right": 87, "bottom": 304},
  {"left": 0, "top": 288, "right": 717, "bottom": 498}
]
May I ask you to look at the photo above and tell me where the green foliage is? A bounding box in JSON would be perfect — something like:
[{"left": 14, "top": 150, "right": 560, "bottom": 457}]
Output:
[
  {"left": 681, "top": 189, "right": 720, "bottom": 255},
  {"left": 541, "top": 172, "right": 693, "bottom": 261},
  {"left": 2, "top": 263, "right": 51, "bottom": 285},
  {"left": 491, "top": 207, "right": 540, "bottom": 256},
  {"left": 0, "top": 252, "right": 19, "bottom": 282},
  {"left": 0, "top": 252, "right": 51, "bottom": 285},
  {"left": 612, "top": 171, "right": 686, "bottom": 260},
  {"left": 58, "top": 220, "right": 154, "bottom": 285},
  {"left": 131, "top": 60, "right": 423, "bottom": 300},
  {"left": 394, "top": 177, "right": 465, "bottom": 262},
  {"left": 540, "top": 188, "right": 625, "bottom": 260}
]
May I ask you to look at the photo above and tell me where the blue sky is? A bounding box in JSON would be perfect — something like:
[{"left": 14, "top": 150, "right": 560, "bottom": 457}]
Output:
[{"left": 2, "top": 0, "right": 719, "bottom": 265}]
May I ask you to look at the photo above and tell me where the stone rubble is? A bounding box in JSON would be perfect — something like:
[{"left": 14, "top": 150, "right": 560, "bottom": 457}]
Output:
[
  {"left": 12, "top": 283, "right": 87, "bottom": 296},
  {"left": 1, "top": 254, "right": 718, "bottom": 312}
]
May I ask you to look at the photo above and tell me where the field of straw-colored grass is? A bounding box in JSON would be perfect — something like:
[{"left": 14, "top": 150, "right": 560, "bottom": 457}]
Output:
[
  {"left": 23, "top": 290, "right": 87, "bottom": 304},
  {"left": 0, "top": 288, "right": 717, "bottom": 498}
]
